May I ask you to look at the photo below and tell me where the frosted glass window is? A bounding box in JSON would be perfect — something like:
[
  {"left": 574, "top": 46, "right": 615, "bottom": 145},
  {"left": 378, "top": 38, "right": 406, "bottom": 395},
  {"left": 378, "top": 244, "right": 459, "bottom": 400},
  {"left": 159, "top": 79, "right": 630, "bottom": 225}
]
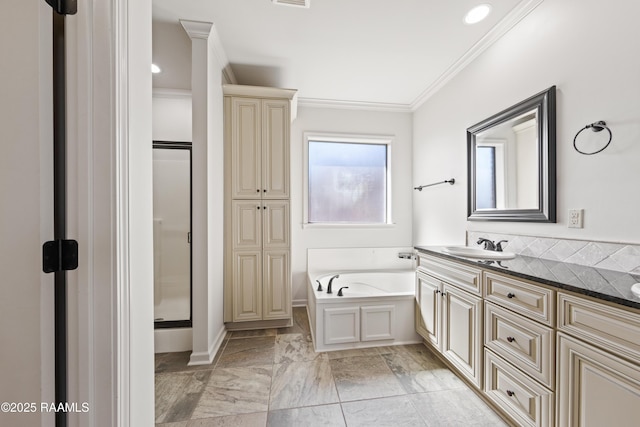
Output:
[{"left": 308, "top": 141, "right": 387, "bottom": 223}]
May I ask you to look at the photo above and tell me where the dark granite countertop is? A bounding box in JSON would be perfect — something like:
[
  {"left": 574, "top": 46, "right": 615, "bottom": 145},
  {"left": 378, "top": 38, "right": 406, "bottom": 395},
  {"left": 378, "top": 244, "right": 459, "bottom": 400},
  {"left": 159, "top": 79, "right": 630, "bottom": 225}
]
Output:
[{"left": 415, "top": 246, "right": 640, "bottom": 311}]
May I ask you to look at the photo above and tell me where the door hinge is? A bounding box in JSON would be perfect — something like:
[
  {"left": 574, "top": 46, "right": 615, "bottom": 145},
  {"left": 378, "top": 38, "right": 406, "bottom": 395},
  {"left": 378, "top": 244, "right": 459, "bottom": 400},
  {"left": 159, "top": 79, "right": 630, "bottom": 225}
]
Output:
[
  {"left": 43, "top": 239, "right": 79, "bottom": 273},
  {"left": 44, "top": 0, "right": 77, "bottom": 15}
]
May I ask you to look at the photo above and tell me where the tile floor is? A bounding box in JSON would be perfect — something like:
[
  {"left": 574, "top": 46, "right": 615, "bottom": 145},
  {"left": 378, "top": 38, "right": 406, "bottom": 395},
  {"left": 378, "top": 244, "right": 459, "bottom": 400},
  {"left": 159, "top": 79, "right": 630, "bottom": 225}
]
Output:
[{"left": 155, "top": 307, "right": 508, "bottom": 426}]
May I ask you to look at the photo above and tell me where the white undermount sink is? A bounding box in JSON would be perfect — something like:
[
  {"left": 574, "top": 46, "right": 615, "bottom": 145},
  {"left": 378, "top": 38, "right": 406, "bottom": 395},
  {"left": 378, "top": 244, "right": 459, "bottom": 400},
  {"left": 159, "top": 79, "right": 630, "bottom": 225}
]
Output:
[{"left": 442, "top": 246, "right": 516, "bottom": 260}]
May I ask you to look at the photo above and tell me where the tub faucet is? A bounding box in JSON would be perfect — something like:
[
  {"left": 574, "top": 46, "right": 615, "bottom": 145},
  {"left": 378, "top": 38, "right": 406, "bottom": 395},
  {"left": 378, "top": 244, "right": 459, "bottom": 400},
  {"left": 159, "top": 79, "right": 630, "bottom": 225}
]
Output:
[
  {"left": 327, "top": 274, "right": 340, "bottom": 294},
  {"left": 477, "top": 238, "right": 496, "bottom": 251}
]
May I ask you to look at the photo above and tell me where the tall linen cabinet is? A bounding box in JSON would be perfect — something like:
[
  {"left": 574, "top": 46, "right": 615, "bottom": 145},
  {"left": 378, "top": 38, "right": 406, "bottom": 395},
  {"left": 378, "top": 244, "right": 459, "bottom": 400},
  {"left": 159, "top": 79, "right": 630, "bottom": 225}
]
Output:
[{"left": 223, "top": 85, "right": 297, "bottom": 329}]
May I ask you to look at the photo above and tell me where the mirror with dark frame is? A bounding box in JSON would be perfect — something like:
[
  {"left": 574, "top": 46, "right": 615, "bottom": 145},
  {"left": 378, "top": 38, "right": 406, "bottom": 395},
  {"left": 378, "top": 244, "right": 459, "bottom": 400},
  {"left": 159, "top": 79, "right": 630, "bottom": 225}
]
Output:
[{"left": 467, "top": 86, "right": 556, "bottom": 222}]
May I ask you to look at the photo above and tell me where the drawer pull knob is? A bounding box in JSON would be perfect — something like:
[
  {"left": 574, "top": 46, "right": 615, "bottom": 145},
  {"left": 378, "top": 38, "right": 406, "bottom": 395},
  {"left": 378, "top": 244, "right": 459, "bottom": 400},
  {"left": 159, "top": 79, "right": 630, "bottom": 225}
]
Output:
[
  {"left": 434, "top": 289, "right": 440, "bottom": 294},
  {"left": 507, "top": 293, "right": 516, "bottom": 299},
  {"left": 507, "top": 336, "right": 516, "bottom": 343},
  {"left": 506, "top": 390, "right": 515, "bottom": 397}
]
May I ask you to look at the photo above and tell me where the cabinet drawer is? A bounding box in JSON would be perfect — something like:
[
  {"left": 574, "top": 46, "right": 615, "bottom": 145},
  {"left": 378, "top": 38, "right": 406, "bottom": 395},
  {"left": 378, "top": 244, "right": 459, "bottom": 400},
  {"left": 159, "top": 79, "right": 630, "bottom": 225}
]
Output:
[
  {"left": 558, "top": 292, "right": 640, "bottom": 362},
  {"left": 485, "top": 302, "right": 554, "bottom": 389},
  {"left": 484, "top": 350, "right": 554, "bottom": 427},
  {"left": 418, "top": 254, "right": 482, "bottom": 295},
  {"left": 484, "top": 272, "right": 554, "bottom": 326}
]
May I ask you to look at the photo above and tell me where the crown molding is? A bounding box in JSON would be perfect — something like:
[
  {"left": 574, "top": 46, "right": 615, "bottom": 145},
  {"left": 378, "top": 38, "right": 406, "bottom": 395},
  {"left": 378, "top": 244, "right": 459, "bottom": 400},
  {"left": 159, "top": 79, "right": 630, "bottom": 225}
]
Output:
[
  {"left": 410, "top": 0, "right": 544, "bottom": 111},
  {"left": 180, "top": 20, "right": 237, "bottom": 85},
  {"left": 298, "top": 97, "right": 412, "bottom": 113},
  {"left": 152, "top": 88, "right": 192, "bottom": 99}
]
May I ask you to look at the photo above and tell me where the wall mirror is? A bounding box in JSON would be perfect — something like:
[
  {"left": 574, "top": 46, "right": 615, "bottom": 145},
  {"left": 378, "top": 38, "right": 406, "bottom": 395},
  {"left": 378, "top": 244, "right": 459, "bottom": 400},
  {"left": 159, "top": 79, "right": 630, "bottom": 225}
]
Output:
[{"left": 467, "top": 86, "right": 556, "bottom": 222}]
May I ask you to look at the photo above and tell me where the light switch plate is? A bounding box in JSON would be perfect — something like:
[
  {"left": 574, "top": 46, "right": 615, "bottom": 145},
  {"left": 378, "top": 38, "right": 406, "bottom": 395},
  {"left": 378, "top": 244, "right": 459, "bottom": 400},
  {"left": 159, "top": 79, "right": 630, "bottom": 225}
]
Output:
[{"left": 568, "top": 209, "right": 584, "bottom": 228}]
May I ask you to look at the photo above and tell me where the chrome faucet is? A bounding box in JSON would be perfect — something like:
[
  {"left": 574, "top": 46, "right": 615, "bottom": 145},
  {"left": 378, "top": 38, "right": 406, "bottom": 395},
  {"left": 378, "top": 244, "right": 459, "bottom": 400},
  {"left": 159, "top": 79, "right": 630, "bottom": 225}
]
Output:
[
  {"left": 327, "top": 274, "right": 340, "bottom": 294},
  {"left": 477, "top": 238, "right": 509, "bottom": 252},
  {"left": 477, "top": 238, "right": 496, "bottom": 251},
  {"left": 495, "top": 240, "right": 509, "bottom": 252}
]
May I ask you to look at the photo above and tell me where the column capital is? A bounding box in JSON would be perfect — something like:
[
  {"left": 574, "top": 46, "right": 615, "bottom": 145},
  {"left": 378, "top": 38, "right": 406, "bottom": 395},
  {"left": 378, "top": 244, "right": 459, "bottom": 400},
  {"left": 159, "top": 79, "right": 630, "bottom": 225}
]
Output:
[{"left": 180, "top": 20, "right": 213, "bottom": 40}]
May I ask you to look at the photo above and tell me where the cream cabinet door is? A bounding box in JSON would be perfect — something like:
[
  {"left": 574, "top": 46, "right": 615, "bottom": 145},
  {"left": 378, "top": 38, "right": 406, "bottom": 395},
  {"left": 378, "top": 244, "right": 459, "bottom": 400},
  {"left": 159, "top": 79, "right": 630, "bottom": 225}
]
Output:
[
  {"left": 261, "top": 99, "right": 289, "bottom": 199},
  {"left": 263, "top": 250, "right": 291, "bottom": 320},
  {"left": 416, "top": 271, "right": 441, "bottom": 348},
  {"left": 232, "top": 201, "right": 262, "bottom": 250},
  {"left": 230, "top": 97, "right": 261, "bottom": 198},
  {"left": 262, "top": 200, "right": 289, "bottom": 249},
  {"left": 441, "top": 283, "right": 483, "bottom": 388},
  {"left": 232, "top": 251, "right": 262, "bottom": 322},
  {"left": 557, "top": 333, "right": 640, "bottom": 427}
]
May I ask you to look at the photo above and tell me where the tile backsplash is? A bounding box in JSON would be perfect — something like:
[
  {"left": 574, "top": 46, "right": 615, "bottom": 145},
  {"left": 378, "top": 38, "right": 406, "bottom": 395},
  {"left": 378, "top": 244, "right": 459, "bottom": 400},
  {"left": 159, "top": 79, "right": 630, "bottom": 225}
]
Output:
[{"left": 467, "top": 232, "right": 640, "bottom": 275}]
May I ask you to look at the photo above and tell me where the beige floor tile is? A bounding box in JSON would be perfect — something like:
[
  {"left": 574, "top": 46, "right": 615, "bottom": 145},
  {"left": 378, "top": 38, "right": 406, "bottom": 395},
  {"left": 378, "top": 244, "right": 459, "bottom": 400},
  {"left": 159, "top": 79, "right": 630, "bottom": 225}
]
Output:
[
  {"left": 330, "top": 355, "right": 405, "bottom": 402},
  {"left": 155, "top": 370, "right": 212, "bottom": 424},
  {"left": 191, "top": 365, "right": 272, "bottom": 419},
  {"left": 275, "top": 333, "right": 325, "bottom": 364},
  {"left": 409, "top": 389, "right": 509, "bottom": 426},
  {"left": 216, "top": 336, "right": 275, "bottom": 368},
  {"left": 342, "top": 395, "right": 425, "bottom": 427},
  {"left": 269, "top": 359, "right": 339, "bottom": 410},
  {"left": 267, "top": 404, "right": 345, "bottom": 427},
  {"left": 187, "top": 412, "right": 267, "bottom": 427}
]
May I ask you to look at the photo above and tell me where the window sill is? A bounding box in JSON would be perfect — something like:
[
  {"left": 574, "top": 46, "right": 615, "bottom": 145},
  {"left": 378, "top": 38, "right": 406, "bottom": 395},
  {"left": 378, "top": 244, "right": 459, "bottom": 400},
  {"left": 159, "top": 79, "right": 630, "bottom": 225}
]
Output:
[{"left": 302, "top": 223, "right": 396, "bottom": 229}]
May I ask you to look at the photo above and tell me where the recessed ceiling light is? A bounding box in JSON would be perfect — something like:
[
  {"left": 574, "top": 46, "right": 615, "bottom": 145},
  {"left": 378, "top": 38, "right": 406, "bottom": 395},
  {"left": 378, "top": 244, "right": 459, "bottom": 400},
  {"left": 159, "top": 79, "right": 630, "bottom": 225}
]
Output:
[
  {"left": 464, "top": 4, "right": 492, "bottom": 24},
  {"left": 151, "top": 63, "right": 161, "bottom": 74}
]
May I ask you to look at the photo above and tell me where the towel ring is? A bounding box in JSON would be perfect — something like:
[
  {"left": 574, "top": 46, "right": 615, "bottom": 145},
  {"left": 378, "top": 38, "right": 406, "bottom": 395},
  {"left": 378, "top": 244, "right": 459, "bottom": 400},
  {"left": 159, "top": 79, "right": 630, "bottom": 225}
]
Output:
[{"left": 573, "top": 121, "right": 612, "bottom": 155}]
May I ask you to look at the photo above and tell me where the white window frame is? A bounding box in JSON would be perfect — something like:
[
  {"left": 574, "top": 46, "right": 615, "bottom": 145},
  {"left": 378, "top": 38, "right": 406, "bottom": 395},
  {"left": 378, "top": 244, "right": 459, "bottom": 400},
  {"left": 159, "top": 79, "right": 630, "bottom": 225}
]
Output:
[{"left": 303, "top": 132, "right": 394, "bottom": 228}]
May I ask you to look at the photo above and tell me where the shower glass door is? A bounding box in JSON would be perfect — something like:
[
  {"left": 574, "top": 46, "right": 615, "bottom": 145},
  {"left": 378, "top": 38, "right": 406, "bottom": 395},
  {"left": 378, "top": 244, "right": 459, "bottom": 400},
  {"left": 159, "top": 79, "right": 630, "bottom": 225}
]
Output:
[{"left": 153, "top": 141, "right": 192, "bottom": 328}]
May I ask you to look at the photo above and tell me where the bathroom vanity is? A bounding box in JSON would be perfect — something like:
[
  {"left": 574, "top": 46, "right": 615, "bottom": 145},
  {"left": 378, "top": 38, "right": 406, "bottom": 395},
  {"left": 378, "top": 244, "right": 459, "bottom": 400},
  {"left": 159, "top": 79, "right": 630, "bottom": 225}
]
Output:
[{"left": 414, "top": 246, "right": 640, "bottom": 427}]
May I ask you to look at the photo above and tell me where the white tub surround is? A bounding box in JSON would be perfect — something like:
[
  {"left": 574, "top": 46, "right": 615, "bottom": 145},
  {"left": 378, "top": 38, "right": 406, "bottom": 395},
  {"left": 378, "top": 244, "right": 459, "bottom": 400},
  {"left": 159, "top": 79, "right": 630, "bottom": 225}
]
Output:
[{"left": 307, "top": 248, "right": 421, "bottom": 352}]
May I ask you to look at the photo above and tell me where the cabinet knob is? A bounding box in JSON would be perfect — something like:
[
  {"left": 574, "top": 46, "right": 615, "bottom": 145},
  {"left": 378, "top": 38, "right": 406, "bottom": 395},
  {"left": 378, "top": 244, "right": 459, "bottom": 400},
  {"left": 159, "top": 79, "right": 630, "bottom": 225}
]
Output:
[
  {"left": 256, "top": 206, "right": 261, "bottom": 210},
  {"left": 507, "top": 292, "right": 516, "bottom": 299},
  {"left": 506, "top": 390, "right": 515, "bottom": 397},
  {"left": 434, "top": 289, "right": 440, "bottom": 294},
  {"left": 263, "top": 189, "right": 267, "bottom": 192},
  {"left": 507, "top": 336, "right": 516, "bottom": 343},
  {"left": 441, "top": 292, "right": 447, "bottom": 297},
  {"left": 256, "top": 189, "right": 260, "bottom": 192}
]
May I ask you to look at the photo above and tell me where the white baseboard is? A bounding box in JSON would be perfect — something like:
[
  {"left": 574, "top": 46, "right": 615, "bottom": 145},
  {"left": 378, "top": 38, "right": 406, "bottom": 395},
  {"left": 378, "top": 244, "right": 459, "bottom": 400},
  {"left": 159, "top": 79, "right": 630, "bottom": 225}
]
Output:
[
  {"left": 188, "top": 325, "right": 227, "bottom": 365},
  {"left": 154, "top": 328, "right": 193, "bottom": 353},
  {"left": 293, "top": 299, "right": 307, "bottom": 307}
]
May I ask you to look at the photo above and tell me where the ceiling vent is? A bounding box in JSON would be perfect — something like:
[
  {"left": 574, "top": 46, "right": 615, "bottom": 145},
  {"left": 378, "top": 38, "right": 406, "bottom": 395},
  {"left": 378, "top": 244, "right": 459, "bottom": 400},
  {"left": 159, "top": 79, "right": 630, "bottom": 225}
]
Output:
[{"left": 272, "top": 0, "right": 310, "bottom": 8}]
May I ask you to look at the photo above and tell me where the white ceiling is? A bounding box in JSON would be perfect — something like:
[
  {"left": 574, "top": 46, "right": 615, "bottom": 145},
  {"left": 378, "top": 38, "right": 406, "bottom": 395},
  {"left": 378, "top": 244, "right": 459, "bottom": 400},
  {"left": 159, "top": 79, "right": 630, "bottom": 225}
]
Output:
[{"left": 152, "top": 0, "right": 541, "bottom": 110}]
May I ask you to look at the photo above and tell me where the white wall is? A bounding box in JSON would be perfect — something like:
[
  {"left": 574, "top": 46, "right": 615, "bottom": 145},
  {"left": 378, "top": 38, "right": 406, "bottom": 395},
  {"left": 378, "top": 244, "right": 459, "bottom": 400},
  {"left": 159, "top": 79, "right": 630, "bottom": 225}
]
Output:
[
  {"left": 291, "top": 107, "right": 413, "bottom": 304},
  {"left": 153, "top": 91, "right": 193, "bottom": 141},
  {"left": 0, "top": 2, "right": 53, "bottom": 425},
  {"left": 413, "top": 0, "right": 640, "bottom": 246}
]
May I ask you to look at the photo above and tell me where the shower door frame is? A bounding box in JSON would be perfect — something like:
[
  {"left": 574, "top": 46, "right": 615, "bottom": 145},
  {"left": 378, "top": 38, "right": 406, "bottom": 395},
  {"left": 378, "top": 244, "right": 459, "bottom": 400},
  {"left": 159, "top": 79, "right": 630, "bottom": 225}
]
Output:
[{"left": 152, "top": 140, "right": 193, "bottom": 329}]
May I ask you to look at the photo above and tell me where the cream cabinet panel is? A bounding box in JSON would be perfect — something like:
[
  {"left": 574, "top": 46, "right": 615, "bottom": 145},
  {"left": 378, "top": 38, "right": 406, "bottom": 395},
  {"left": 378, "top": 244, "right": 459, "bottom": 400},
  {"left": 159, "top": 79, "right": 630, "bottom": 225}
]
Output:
[
  {"left": 441, "top": 283, "right": 483, "bottom": 388},
  {"left": 262, "top": 200, "right": 289, "bottom": 249},
  {"left": 232, "top": 201, "right": 262, "bottom": 250},
  {"left": 416, "top": 271, "right": 440, "bottom": 348},
  {"left": 261, "top": 99, "right": 289, "bottom": 199},
  {"left": 232, "top": 251, "right": 262, "bottom": 322},
  {"left": 418, "top": 254, "right": 482, "bottom": 295},
  {"left": 484, "top": 271, "right": 555, "bottom": 326},
  {"left": 485, "top": 302, "right": 554, "bottom": 388},
  {"left": 558, "top": 292, "right": 640, "bottom": 362},
  {"left": 263, "top": 250, "right": 291, "bottom": 320},
  {"left": 485, "top": 350, "right": 554, "bottom": 427},
  {"left": 230, "top": 98, "right": 261, "bottom": 199},
  {"left": 557, "top": 333, "right": 640, "bottom": 427}
]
